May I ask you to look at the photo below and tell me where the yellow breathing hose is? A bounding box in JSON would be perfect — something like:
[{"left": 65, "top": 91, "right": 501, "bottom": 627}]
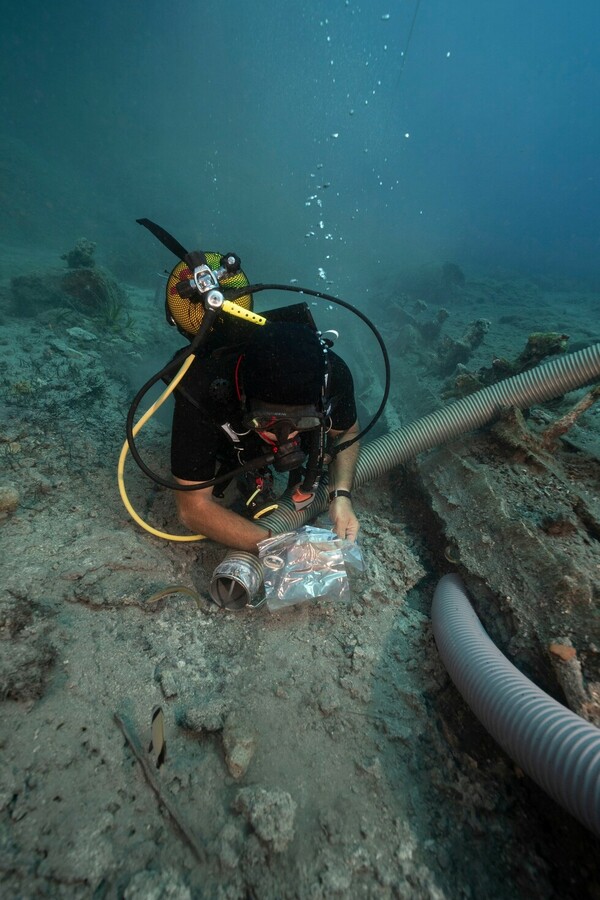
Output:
[
  {"left": 118, "top": 300, "right": 268, "bottom": 542},
  {"left": 117, "top": 353, "right": 206, "bottom": 541}
]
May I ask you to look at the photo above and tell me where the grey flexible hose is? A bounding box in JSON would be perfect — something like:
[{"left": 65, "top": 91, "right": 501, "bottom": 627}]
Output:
[
  {"left": 432, "top": 574, "right": 600, "bottom": 836},
  {"left": 210, "top": 552, "right": 264, "bottom": 609},
  {"left": 235, "top": 341, "right": 600, "bottom": 537}
]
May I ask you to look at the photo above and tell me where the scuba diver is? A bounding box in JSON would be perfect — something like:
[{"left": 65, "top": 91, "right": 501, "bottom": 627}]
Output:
[
  {"left": 122, "top": 219, "right": 389, "bottom": 555},
  {"left": 170, "top": 319, "right": 360, "bottom": 552}
]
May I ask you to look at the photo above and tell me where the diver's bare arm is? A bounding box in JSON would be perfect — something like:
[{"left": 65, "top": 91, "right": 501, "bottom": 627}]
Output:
[
  {"left": 327, "top": 420, "right": 360, "bottom": 541},
  {"left": 328, "top": 419, "right": 360, "bottom": 492},
  {"left": 174, "top": 479, "right": 269, "bottom": 553}
]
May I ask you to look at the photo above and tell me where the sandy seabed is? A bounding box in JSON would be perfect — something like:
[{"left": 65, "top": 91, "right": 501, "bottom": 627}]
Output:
[{"left": 1, "top": 249, "right": 599, "bottom": 899}]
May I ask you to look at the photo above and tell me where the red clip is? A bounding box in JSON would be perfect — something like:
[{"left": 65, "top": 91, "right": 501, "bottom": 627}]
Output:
[{"left": 291, "top": 488, "right": 315, "bottom": 510}]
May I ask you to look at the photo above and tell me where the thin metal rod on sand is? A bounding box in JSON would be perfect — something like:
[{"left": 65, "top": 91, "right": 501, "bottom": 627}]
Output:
[{"left": 113, "top": 712, "right": 206, "bottom": 864}]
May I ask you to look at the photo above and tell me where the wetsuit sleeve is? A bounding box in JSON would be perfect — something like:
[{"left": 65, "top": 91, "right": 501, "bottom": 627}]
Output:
[
  {"left": 328, "top": 353, "right": 357, "bottom": 431},
  {"left": 171, "top": 393, "right": 219, "bottom": 481}
]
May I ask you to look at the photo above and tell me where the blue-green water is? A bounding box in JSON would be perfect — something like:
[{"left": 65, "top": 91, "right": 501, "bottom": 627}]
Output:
[{"left": 1, "top": 0, "right": 599, "bottom": 285}]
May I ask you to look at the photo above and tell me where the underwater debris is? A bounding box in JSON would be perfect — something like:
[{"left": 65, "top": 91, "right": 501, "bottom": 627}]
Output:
[
  {"left": 417, "top": 410, "right": 600, "bottom": 704},
  {"left": 0, "top": 483, "right": 20, "bottom": 517},
  {"left": 60, "top": 266, "right": 129, "bottom": 328},
  {"left": 58, "top": 241, "right": 130, "bottom": 329},
  {"left": 384, "top": 299, "right": 451, "bottom": 356},
  {"left": 549, "top": 642, "right": 577, "bottom": 662},
  {"left": 445, "top": 368, "right": 484, "bottom": 399},
  {"left": 515, "top": 331, "right": 569, "bottom": 369},
  {"left": 435, "top": 319, "right": 490, "bottom": 376},
  {"left": 233, "top": 786, "right": 297, "bottom": 853},
  {"left": 176, "top": 697, "right": 230, "bottom": 735},
  {"left": 222, "top": 715, "right": 258, "bottom": 779},
  {"left": 114, "top": 712, "right": 206, "bottom": 862},
  {"left": 61, "top": 237, "right": 96, "bottom": 269},
  {"left": 9, "top": 242, "right": 130, "bottom": 330},
  {"left": 418, "top": 307, "right": 449, "bottom": 342},
  {"left": 548, "top": 641, "right": 600, "bottom": 725},
  {"left": 541, "top": 385, "right": 600, "bottom": 451},
  {"left": 443, "top": 544, "right": 461, "bottom": 565},
  {"left": 443, "top": 331, "right": 569, "bottom": 399}
]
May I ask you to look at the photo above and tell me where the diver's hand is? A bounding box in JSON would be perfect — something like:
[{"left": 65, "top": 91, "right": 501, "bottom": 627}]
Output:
[{"left": 330, "top": 497, "right": 359, "bottom": 543}]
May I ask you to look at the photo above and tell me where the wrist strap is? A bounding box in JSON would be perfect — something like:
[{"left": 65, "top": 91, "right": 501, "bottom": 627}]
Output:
[{"left": 328, "top": 489, "right": 352, "bottom": 503}]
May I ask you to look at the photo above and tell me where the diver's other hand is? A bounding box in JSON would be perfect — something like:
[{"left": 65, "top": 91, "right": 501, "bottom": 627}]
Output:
[{"left": 330, "top": 497, "right": 359, "bottom": 543}]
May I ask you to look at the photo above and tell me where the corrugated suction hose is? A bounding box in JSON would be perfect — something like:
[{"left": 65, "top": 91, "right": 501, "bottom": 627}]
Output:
[
  {"left": 257, "top": 342, "right": 600, "bottom": 534},
  {"left": 213, "top": 342, "right": 600, "bottom": 576},
  {"left": 209, "top": 552, "right": 264, "bottom": 609},
  {"left": 432, "top": 574, "right": 600, "bottom": 836}
]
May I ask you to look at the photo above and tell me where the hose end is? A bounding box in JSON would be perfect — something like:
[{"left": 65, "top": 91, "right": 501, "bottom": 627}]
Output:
[{"left": 210, "top": 553, "right": 265, "bottom": 609}]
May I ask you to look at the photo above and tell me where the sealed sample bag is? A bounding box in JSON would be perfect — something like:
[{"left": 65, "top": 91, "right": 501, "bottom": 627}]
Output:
[{"left": 258, "top": 525, "right": 364, "bottom": 612}]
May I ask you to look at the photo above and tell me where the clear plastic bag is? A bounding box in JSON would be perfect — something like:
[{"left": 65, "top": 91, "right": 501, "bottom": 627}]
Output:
[{"left": 258, "top": 525, "right": 364, "bottom": 612}]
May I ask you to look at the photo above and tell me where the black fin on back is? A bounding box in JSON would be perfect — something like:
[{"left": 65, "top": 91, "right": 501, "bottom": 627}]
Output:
[{"left": 137, "top": 218, "right": 189, "bottom": 263}]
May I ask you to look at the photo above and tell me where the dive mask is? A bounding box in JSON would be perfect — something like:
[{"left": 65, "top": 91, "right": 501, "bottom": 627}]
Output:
[{"left": 243, "top": 404, "right": 325, "bottom": 435}]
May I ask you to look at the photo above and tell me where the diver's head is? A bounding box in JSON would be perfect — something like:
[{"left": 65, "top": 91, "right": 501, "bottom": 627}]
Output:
[
  {"left": 238, "top": 322, "right": 328, "bottom": 470},
  {"left": 240, "top": 322, "right": 327, "bottom": 405}
]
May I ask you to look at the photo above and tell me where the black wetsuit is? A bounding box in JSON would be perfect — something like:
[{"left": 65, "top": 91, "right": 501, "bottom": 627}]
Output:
[{"left": 171, "top": 348, "right": 356, "bottom": 482}]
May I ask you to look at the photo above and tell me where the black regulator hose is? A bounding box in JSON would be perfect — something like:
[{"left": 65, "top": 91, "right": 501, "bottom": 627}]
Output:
[{"left": 125, "top": 309, "right": 275, "bottom": 491}]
